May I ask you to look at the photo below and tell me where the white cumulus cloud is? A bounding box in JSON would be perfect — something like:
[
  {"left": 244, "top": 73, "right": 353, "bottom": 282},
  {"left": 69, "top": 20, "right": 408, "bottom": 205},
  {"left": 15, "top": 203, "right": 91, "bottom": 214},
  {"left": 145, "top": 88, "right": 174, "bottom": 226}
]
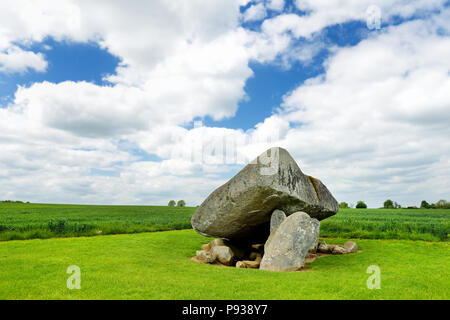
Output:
[
  {"left": 0, "top": 0, "right": 448, "bottom": 207},
  {"left": 243, "top": 3, "right": 267, "bottom": 22},
  {"left": 0, "top": 46, "right": 48, "bottom": 73}
]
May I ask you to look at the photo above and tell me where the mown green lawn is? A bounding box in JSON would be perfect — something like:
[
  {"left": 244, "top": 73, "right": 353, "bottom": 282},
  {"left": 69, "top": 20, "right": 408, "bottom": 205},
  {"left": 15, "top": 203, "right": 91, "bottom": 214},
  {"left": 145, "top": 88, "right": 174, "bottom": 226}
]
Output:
[{"left": 0, "top": 230, "right": 448, "bottom": 300}]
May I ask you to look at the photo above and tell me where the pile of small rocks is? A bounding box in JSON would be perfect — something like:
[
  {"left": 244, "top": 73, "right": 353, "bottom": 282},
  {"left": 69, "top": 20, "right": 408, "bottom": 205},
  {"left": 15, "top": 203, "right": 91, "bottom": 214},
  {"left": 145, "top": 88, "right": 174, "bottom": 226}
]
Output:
[
  {"left": 317, "top": 240, "right": 358, "bottom": 255},
  {"left": 194, "top": 238, "right": 264, "bottom": 268}
]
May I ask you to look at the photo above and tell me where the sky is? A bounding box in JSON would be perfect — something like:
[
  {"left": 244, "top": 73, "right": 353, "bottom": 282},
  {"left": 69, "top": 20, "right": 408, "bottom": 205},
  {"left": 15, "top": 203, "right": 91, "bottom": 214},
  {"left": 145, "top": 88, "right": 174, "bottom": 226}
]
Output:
[{"left": 0, "top": 0, "right": 449, "bottom": 208}]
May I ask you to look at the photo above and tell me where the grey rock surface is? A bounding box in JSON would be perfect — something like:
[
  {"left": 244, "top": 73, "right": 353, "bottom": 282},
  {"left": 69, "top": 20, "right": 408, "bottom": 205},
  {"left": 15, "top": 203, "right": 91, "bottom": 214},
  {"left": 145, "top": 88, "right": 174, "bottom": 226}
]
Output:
[
  {"left": 208, "top": 238, "right": 247, "bottom": 259},
  {"left": 260, "top": 211, "right": 316, "bottom": 272},
  {"left": 344, "top": 241, "right": 358, "bottom": 253},
  {"left": 331, "top": 245, "right": 346, "bottom": 254},
  {"left": 317, "top": 241, "right": 329, "bottom": 253},
  {"left": 211, "top": 245, "right": 235, "bottom": 266},
  {"left": 191, "top": 147, "right": 339, "bottom": 241},
  {"left": 309, "top": 218, "right": 320, "bottom": 253},
  {"left": 196, "top": 250, "right": 216, "bottom": 263},
  {"left": 270, "top": 209, "right": 286, "bottom": 233},
  {"left": 236, "top": 259, "right": 261, "bottom": 269},
  {"left": 208, "top": 238, "right": 225, "bottom": 248}
]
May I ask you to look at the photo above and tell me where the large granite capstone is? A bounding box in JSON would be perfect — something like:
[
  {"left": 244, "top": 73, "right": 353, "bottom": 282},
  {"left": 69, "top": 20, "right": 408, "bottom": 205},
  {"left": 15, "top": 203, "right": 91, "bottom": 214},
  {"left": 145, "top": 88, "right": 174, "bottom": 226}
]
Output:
[{"left": 191, "top": 147, "right": 338, "bottom": 242}]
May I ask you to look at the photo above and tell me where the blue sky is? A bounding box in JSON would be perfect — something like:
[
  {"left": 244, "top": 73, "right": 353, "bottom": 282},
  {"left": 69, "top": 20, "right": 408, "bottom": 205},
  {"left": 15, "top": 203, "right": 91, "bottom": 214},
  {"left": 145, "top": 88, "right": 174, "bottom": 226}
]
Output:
[
  {"left": 0, "top": 38, "right": 120, "bottom": 107},
  {"left": 1, "top": 18, "right": 371, "bottom": 130},
  {"left": 0, "top": 0, "right": 449, "bottom": 207}
]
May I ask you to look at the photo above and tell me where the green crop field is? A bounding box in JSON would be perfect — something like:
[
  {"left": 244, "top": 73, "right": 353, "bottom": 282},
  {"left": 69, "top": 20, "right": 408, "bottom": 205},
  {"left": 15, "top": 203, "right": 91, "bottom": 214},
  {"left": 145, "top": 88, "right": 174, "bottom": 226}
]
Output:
[
  {"left": 322, "top": 208, "right": 449, "bottom": 242},
  {"left": 0, "top": 230, "right": 448, "bottom": 300},
  {"left": 0, "top": 203, "right": 449, "bottom": 300},
  {"left": 0, "top": 203, "right": 193, "bottom": 241},
  {"left": 0, "top": 203, "right": 448, "bottom": 242}
]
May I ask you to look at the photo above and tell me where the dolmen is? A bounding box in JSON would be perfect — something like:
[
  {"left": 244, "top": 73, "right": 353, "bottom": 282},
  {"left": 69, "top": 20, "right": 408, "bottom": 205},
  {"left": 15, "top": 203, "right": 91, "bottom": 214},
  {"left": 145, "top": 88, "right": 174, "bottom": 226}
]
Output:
[{"left": 191, "top": 147, "right": 357, "bottom": 271}]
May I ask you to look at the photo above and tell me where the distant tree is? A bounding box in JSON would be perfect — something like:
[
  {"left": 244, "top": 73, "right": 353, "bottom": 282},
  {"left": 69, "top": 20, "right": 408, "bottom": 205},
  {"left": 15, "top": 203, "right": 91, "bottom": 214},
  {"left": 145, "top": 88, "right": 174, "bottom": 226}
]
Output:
[
  {"left": 356, "top": 201, "right": 367, "bottom": 209},
  {"left": 168, "top": 200, "right": 176, "bottom": 207},
  {"left": 435, "top": 199, "right": 448, "bottom": 209},
  {"left": 420, "top": 200, "right": 430, "bottom": 209},
  {"left": 177, "top": 200, "right": 186, "bottom": 207},
  {"left": 339, "top": 202, "right": 349, "bottom": 209},
  {"left": 383, "top": 199, "right": 394, "bottom": 209}
]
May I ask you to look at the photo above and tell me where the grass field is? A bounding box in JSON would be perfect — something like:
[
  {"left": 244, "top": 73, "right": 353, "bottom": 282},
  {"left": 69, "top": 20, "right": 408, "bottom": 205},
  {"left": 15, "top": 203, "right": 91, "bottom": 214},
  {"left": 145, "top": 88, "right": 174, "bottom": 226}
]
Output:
[
  {"left": 322, "top": 208, "right": 449, "bottom": 242},
  {"left": 0, "top": 203, "right": 193, "bottom": 241},
  {"left": 0, "top": 230, "right": 448, "bottom": 299},
  {"left": 0, "top": 203, "right": 448, "bottom": 242},
  {"left": 1, "top": 204, "right": 448, "bottom": 300}
]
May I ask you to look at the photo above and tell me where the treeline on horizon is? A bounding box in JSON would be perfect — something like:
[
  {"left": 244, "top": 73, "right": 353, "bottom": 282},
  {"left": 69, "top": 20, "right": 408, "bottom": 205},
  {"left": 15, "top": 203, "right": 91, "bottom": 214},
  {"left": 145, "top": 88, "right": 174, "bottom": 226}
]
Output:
[
  {"left": 2, "top": 199, "right": 450, "bottom": 210},
  {"left": 339, "top": 199, "right": 450, "bottom": 209}
]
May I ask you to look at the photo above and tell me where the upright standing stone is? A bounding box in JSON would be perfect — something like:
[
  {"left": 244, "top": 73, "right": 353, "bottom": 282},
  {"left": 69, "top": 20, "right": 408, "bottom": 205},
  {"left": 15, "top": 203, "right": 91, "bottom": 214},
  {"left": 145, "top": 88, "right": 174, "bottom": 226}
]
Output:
[
  {"left": 309, "top": 218, "right": 320, "bottom": 253},
  {"left": 260, "top": 212, "right": 316, "bottom": 272},
  {"left": 270, "top": 209, "right": 286, "bottom": 233}
]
